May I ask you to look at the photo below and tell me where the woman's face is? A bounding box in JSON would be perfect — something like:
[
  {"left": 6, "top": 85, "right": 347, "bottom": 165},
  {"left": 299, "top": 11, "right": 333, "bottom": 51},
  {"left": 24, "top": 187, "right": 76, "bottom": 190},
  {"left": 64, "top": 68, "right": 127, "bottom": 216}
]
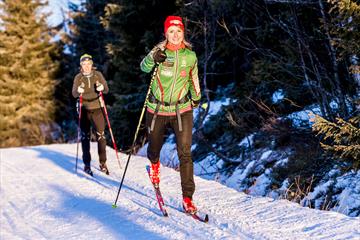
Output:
[
  {"left": 166, "top": 25, "right": 184, "bottom": 46},
  {"left": 81, "top": 60, "right": 92, "bottom": 74}
]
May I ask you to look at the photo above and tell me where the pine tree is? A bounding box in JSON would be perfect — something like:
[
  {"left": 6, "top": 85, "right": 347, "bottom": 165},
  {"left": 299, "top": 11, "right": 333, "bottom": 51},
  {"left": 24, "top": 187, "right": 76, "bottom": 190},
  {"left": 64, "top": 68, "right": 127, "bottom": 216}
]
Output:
[
  {"left": 328, "top": 0, "right": 360, "bottom": 59},
  {"left": 0, "top": 0, "right": 59, "bottom": 147},
  {"left": 71, "top": 0, "right": 110, "bottom": 67},
  {"left": 312, "top": 114, "right": 360, "bottom": 170},
  {"left": 102, "top": 0, "right": 178, "bottom": 149},
  {"left": 327, "top": 0, "right": 360, "bottom": 105}
]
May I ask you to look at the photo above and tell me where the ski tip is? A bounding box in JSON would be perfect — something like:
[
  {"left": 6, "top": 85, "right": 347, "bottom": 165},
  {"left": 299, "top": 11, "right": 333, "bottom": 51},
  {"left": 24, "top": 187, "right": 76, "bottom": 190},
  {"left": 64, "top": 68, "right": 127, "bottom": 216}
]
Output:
[
  {"left": 204, "top": 214, "right": 209, "bottom": 223},
  {"left": 111, "top": 204, "right": 118, "bottom": 209}
]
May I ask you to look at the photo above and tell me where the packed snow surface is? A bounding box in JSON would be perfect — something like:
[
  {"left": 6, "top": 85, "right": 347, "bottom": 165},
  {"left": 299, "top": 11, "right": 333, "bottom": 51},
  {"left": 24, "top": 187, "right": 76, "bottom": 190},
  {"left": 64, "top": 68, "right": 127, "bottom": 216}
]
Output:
[{"left": 1, "top": 144, "right": 359, "bottom": 239}]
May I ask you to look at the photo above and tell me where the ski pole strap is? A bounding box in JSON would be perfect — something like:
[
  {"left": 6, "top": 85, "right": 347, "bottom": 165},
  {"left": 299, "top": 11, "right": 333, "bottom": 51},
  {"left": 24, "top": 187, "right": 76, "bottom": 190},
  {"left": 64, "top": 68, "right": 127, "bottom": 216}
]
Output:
[
  {"left": 148, "top": 92, "right": 190, "bottom": 106},
  {"left": 149, "top": 99, "right": 184, "bottom": 132},
  {"left": 176, "top": 105, "right": 182, "bottom": 132},
  {"left": 148, "top": 92, "right": 189, "bottom": 132},
  {"left": 150, "top": 102, "right": 161, "bottom": 132}
]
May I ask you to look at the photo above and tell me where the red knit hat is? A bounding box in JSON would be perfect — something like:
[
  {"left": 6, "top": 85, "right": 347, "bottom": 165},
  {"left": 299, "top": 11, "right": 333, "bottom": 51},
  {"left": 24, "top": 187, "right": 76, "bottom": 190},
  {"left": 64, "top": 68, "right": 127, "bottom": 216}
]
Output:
[{"left": 164, "top": 16, "right": 184, "bottom": 34}]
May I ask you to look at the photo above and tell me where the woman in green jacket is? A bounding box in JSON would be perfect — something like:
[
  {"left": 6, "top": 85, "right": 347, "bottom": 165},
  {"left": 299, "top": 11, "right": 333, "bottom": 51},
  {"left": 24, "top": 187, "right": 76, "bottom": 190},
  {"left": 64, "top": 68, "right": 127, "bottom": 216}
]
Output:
[{"left": 140, "top": 16, "right": 201, "bottom": 214}]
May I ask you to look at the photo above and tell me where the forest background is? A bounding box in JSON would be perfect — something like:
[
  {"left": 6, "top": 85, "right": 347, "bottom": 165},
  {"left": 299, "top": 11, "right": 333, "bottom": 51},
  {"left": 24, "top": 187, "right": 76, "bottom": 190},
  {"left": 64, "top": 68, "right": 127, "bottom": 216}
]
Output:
[{"left": 0, "top": 0, "right": 359, "bottom": 216}]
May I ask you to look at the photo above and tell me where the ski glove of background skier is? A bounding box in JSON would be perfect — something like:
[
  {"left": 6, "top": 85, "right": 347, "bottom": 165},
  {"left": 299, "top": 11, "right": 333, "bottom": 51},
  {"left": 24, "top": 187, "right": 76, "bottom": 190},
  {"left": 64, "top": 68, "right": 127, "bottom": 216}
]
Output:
[
  {"left": 77, "top": 83, "right": 85, "bottom": 94},
  {"left": 96, "top": 81, "right": 104, "bottom": 92},
  {"left": 153, "top": 49, "right": 167, "bottom": 63}
]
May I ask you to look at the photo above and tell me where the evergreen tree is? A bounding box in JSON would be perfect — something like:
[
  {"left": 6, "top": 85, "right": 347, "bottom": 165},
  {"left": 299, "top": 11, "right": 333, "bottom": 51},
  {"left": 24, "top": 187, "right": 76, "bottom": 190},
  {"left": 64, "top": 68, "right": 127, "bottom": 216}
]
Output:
[
  {"left": 102, "top": 0, "right": 178, "bottom": 149},
  {"left": 312, "top": 114, "right": 360, "bottom": 170},
  {"left": 327, "top": 0, "right": 360, "bottom": 107},
  {"left": 328, "top": 0, "right": 360, "bottom": 59},
  {"left": 71, "top": 0, "right": 110, "bottom": 67},
  {"left": 0, "top": 0, "right": 59, "bottom": 147}
]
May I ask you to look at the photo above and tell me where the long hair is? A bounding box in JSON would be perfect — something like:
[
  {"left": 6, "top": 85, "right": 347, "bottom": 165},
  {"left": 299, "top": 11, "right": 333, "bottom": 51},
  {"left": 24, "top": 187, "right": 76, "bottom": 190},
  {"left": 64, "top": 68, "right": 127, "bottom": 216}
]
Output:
[{"left": 157, "top": 39, "right": 192, "bottom": 50}]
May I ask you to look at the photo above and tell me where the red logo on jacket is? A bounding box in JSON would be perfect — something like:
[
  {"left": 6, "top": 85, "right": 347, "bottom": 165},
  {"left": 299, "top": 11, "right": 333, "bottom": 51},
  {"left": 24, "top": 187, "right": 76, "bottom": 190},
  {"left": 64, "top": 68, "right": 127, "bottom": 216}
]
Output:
[{"left": 180, "top": 70, "right": 187, "bottom": 77}]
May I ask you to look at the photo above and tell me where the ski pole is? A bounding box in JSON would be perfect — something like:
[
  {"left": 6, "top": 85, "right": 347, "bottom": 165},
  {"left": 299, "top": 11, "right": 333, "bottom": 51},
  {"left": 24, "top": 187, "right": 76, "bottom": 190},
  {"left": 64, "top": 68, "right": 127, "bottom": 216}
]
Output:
[
  {"left": 99, "top": 91, "right": 122, "bottom": 170},
  {"left": 75, "top": 94, "right": 83, "bottom": 173},
  {"left": 112, "top": 64, "right": 159, "bottom": 208}
]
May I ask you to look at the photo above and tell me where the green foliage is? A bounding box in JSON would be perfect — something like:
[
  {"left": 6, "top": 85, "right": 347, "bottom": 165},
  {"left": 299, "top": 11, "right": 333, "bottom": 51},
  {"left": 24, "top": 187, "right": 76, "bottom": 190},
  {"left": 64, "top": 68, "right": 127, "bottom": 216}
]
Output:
[
  {"left": 312, "top": 114, "right": 360, "bottom": 169},
  {"left": 0, "top": 0, "right": 59, "bottom": 147},
  {"left": 328, "top": 0, "right": 360, "bottom": 58}
]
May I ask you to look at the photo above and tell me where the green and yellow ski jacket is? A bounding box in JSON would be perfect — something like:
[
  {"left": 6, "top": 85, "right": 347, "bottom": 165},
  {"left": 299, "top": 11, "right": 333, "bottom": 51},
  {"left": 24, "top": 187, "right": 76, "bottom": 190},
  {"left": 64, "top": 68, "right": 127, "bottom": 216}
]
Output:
[{"left": 140, "top": 45, "right": 201, "bottom": 115}]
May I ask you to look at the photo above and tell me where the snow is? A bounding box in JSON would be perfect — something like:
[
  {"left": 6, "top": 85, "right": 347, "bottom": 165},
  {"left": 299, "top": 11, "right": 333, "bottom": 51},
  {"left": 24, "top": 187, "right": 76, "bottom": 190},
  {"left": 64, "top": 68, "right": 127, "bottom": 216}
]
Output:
[
  {"left": 272, "top": 89, "right": 285, "bottom": 104},
  {"left": 303, "top": 170, "right": 360, "bottom": 217},
  {"left": 193, "top": 97, "right": 230, "bottom": 124},
  {"left": 194, "top": 153, "right": 218, "bottom": 180},
  {"left": 1, "top": 143, "right": 360, "bottom": 239},
  {"left": 286, "top": 105, "right": 322, "bottom": 127},
  {"left": 225, "top": 161, "right": 256, "bottom": 191},
  {"left": 260, "top": 150, "right": 272, "bottom": 161},
  {"left": 274, "top": 157, "right": 288, "bottom": 167},
  {"left": 155, "top": 97, "right": 360, "bottom": 218},
  {"left": 248, "top": 171, "right": 272, "bottom": 196},
  {"left": 238, "top": 134, "right": 255, "bottom": 148}
]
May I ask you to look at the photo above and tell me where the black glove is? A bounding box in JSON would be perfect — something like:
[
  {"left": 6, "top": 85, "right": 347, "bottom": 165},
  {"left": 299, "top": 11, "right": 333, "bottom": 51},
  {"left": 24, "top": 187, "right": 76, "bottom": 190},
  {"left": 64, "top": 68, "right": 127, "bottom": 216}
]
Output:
[{"left": 153, "top": 49, "right": 167, "bottom": 63}]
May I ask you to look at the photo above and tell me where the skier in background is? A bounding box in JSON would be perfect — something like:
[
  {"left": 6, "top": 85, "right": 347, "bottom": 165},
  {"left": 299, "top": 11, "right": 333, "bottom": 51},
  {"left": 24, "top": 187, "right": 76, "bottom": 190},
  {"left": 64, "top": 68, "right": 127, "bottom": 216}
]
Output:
[
  {"left": 140, "top": 16, "right": 202, "bottom": 214},
  {"left": 72, "top": 54, "right": 110, "bottom": 176}
]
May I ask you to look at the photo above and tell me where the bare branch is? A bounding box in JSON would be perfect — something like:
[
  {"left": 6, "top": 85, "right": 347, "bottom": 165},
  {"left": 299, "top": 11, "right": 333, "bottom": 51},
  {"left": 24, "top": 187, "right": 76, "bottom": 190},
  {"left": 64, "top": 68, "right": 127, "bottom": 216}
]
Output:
[{"left": 264, "top": 0, "right": 317, "bottom": 4}]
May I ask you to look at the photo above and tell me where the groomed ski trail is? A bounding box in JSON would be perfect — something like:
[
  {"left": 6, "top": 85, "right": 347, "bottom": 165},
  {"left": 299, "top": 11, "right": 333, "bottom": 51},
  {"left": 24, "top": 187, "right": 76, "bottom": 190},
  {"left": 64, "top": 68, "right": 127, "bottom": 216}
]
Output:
[{"left": 1, "top": 143, "right": 359, "bottom": 240}]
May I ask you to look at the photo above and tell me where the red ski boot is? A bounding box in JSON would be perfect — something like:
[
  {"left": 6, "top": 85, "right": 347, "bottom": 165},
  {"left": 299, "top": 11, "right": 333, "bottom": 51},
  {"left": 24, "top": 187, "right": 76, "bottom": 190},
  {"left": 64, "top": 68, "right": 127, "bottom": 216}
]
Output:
[
  {"left": 149, "top": 161, "right": 160, "bottom": 186},
  {"left": 183, "top": 197, "right": 197, "bottom": 214}
]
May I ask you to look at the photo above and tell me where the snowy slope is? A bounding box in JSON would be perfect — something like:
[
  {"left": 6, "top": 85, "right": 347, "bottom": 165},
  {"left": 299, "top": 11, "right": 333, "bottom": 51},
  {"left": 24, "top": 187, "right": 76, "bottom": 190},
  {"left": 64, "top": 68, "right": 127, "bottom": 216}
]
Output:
[{"left": 1, "top": 144, "right": 359, "bottom": 240}]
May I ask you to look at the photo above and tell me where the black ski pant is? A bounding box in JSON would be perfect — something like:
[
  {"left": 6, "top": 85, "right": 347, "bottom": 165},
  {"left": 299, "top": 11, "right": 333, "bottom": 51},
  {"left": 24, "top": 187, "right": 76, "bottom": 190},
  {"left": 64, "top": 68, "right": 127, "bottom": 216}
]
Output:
[
  {"left": 146, "top": 110, "right": 195, "bottom": 199},
  {"left": 80, "top": 107, "right": 107, "bottom": 167}
]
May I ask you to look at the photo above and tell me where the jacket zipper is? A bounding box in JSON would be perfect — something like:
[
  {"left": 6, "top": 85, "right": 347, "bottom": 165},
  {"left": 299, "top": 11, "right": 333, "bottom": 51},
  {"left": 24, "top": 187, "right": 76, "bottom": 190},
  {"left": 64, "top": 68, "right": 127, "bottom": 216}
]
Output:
[
  {"left": 87, "top": 76, "right": 91, "bottom": 88},
  {"left": 168, "top": 50, "right": 179, "bottom": 110}
]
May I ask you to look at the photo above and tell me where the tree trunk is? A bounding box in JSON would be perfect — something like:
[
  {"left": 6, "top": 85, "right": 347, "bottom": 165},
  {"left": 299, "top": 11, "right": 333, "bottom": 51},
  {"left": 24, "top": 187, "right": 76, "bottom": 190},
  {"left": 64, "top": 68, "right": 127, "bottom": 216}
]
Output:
[{"left": 318, "top": 0, "right": 348, "bottom": 117}]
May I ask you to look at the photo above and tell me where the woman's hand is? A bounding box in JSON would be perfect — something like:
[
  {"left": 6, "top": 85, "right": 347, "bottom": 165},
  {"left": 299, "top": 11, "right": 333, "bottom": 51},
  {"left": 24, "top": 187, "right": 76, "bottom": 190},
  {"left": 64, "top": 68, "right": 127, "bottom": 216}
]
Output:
[{"left": 153, "top": 49, "right": 167, "bottom": 63}]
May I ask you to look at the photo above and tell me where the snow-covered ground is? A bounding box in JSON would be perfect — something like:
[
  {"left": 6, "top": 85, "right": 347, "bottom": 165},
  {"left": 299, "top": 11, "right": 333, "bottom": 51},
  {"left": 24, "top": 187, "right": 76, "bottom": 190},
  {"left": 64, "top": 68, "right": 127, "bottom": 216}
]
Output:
[{"left": 1, "top": 144, "right": 359, "bottom": 239}]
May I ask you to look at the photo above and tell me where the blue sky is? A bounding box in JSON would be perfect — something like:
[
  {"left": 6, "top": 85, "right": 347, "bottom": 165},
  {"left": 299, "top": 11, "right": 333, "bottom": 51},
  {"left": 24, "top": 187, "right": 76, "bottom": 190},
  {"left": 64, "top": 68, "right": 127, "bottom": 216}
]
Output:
[{"left": 46, "top": 0, "right": 81, "bottom": 26}]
